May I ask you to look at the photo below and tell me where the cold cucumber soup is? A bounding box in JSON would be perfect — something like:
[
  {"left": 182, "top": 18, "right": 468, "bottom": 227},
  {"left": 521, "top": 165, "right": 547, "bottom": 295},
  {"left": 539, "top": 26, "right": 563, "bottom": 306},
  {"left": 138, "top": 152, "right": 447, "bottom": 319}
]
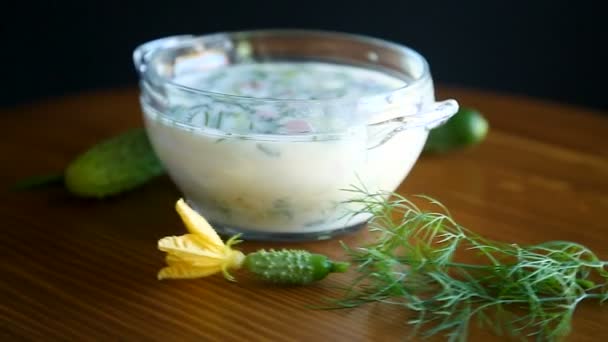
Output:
[{"left": 143, "top": 61, "right": 431, "bottom": 235}]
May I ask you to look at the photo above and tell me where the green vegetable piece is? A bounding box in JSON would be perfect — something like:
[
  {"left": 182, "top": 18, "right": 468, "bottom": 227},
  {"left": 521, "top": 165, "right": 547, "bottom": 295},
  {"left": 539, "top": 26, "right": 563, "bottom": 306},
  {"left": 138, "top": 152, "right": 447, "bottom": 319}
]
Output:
[
  {"left": 423, "top": 107, "right": 489, "bottom": 153},
  {"left": 65, "top": 128, "right": 164, "bottom": 198},
  {"left": 244, "top": 249, "right": 349, "bottom": 285}
]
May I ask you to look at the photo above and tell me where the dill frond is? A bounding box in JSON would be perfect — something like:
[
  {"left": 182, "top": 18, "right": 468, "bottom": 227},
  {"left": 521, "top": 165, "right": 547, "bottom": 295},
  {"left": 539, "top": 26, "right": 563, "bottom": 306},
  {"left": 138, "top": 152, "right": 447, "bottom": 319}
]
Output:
[{"left": 337, "top": 188, "right": 608, "bottom": 341}]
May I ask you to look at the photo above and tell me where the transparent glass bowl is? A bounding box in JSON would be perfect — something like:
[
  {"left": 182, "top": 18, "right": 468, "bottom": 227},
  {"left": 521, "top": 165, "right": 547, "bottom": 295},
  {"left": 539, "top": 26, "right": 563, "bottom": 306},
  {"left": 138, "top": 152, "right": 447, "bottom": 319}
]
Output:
[{"left": 134, "top": 30, "right": 458, "bottom": 241}]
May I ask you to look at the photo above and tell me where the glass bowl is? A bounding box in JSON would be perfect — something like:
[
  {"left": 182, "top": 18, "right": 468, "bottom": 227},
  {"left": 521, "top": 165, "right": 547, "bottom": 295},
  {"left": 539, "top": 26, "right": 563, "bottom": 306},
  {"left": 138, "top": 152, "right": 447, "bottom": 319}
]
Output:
[{"left": 133, "top": 30, "right": 458, "bottom": 241}]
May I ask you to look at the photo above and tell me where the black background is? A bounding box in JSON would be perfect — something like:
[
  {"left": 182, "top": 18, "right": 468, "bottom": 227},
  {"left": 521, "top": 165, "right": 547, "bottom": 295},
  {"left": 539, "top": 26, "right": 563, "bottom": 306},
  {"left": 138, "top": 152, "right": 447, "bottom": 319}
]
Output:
[{"left": 2, "top": 0, "right": 606, "bottom": 110}]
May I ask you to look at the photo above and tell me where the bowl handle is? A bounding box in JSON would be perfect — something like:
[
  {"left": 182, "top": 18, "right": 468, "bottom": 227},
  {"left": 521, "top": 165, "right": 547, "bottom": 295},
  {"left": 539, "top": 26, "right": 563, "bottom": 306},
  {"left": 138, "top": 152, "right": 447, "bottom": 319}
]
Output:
[
  {"left": 133, "top": 35, "right": 196, "bottom": 74},
  {"left": 367, "top": 99, "right": 459, "bottom": 149}
]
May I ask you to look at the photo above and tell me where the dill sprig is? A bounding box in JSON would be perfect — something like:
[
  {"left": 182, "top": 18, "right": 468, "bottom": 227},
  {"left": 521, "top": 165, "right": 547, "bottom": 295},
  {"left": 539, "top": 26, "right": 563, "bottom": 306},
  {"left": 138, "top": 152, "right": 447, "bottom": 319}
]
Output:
[{"left": 337, "top": 187, "right": 607, "bottom": 341}]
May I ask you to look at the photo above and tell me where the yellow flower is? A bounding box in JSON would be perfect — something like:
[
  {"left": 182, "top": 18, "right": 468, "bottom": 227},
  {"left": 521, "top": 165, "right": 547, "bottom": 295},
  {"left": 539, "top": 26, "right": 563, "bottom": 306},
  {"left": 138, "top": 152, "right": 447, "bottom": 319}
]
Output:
[{"left": 157, "top": 199, "right": 245, "bottom": 281}]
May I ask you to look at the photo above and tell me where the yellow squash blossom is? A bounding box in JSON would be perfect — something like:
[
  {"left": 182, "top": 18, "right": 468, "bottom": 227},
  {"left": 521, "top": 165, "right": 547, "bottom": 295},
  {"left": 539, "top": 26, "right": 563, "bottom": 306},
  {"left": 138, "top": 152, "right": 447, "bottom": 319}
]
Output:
[{"left": 157, "top": 199, "right": 245, "bottom": 281}]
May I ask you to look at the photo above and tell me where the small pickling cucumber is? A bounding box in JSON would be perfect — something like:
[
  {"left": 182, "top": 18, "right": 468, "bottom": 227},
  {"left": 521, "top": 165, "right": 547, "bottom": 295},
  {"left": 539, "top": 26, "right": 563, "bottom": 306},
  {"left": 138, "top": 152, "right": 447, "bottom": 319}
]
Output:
[
  {"left": 65, "top": 128, "right": 164, "bottom": 198},
  {"left": 424, "top": 107, "right": 489, "bottom": 153},
  {"left": 244, "top": 249, "right": 349, "bottom": 285}
]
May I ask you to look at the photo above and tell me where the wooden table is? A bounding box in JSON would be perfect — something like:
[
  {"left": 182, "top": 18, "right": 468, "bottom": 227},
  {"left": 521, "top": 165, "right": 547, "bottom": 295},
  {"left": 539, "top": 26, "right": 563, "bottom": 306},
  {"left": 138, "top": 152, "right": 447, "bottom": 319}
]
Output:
[{"left": 1, "top": 87, "right": 607, "bottom": 341}]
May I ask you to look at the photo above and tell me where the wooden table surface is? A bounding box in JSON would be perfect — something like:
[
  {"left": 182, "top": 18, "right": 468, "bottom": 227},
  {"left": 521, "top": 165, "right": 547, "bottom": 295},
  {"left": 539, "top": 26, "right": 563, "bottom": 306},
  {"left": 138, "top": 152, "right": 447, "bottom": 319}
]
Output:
[{"left": 1, "top": 86, "right": 607, "bottom": 341}]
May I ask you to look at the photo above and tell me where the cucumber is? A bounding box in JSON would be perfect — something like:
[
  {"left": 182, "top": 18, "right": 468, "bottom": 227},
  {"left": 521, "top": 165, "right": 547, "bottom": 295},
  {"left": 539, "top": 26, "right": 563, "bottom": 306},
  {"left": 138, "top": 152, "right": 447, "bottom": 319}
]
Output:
[
  {"left": 423, "top": 107, "right": 489, "bottom": 153},
  {"left": 64, "top": 128, "right": 164, "bottom": 198},
  {"left": 244, "top": 249, "right": 349, "bottom": 285}
]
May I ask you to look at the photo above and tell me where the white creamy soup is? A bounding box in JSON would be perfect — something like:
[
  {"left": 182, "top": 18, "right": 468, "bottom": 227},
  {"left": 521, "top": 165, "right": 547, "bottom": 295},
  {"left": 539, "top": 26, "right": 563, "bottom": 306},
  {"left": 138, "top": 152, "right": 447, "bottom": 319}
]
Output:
[{"left": 143, "top": 61, "right": 431, "bottom": 234}]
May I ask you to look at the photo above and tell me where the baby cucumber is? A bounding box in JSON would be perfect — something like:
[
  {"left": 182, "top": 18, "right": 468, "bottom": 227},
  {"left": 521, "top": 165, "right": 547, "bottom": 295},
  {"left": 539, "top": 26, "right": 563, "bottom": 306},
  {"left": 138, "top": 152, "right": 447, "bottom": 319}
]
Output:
[
  {"left": 65, "top": 128, "right": 164, "bottom": 198},
  {"left": 424, "top": 107, "right": 489, "bottom": 153},
  {"left": 244, "top": 249, "right": 349, "bottom": 285}
]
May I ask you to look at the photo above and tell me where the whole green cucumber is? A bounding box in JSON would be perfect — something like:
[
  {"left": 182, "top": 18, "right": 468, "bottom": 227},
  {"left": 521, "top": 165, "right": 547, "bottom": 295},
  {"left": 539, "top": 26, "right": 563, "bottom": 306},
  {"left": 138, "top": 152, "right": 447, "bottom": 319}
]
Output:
[
  {"left": 244, "top": 249, "right": 349, "bottom": 285},
  {"left": 423, "top": 107, "right": 489, "bottom": 153},
  {"left": 64, "top": 128, "right": 164, "bottom": 198}
]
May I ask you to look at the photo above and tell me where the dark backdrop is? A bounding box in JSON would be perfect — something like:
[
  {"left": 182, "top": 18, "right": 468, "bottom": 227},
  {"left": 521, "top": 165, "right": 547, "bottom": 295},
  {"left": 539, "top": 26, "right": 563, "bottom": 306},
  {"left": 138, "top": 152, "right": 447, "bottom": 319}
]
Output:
[{"left": 2, "top": 0, "right": 606, "bottom": 110}]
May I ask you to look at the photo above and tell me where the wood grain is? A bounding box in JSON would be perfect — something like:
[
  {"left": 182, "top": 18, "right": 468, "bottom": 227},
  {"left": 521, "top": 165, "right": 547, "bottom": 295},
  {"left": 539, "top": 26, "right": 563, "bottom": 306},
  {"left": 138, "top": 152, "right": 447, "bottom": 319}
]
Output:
[{"left": 1, "top": 86, "right": 607, "bottom": 341}]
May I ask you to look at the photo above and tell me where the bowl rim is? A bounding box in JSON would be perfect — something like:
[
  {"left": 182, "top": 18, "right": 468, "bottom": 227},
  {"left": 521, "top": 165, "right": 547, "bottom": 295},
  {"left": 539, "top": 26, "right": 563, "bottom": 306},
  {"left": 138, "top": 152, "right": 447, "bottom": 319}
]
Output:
[{"left": 135, "top": 29, "right": 432, "bottom": 105}]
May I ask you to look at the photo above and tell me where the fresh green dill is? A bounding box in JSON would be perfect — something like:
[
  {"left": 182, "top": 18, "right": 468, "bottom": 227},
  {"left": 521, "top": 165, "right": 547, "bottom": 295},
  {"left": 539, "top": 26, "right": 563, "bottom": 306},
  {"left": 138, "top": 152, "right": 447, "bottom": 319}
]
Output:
[{"left": 335, "top": 187, "right": 607, "bottom": 341}]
